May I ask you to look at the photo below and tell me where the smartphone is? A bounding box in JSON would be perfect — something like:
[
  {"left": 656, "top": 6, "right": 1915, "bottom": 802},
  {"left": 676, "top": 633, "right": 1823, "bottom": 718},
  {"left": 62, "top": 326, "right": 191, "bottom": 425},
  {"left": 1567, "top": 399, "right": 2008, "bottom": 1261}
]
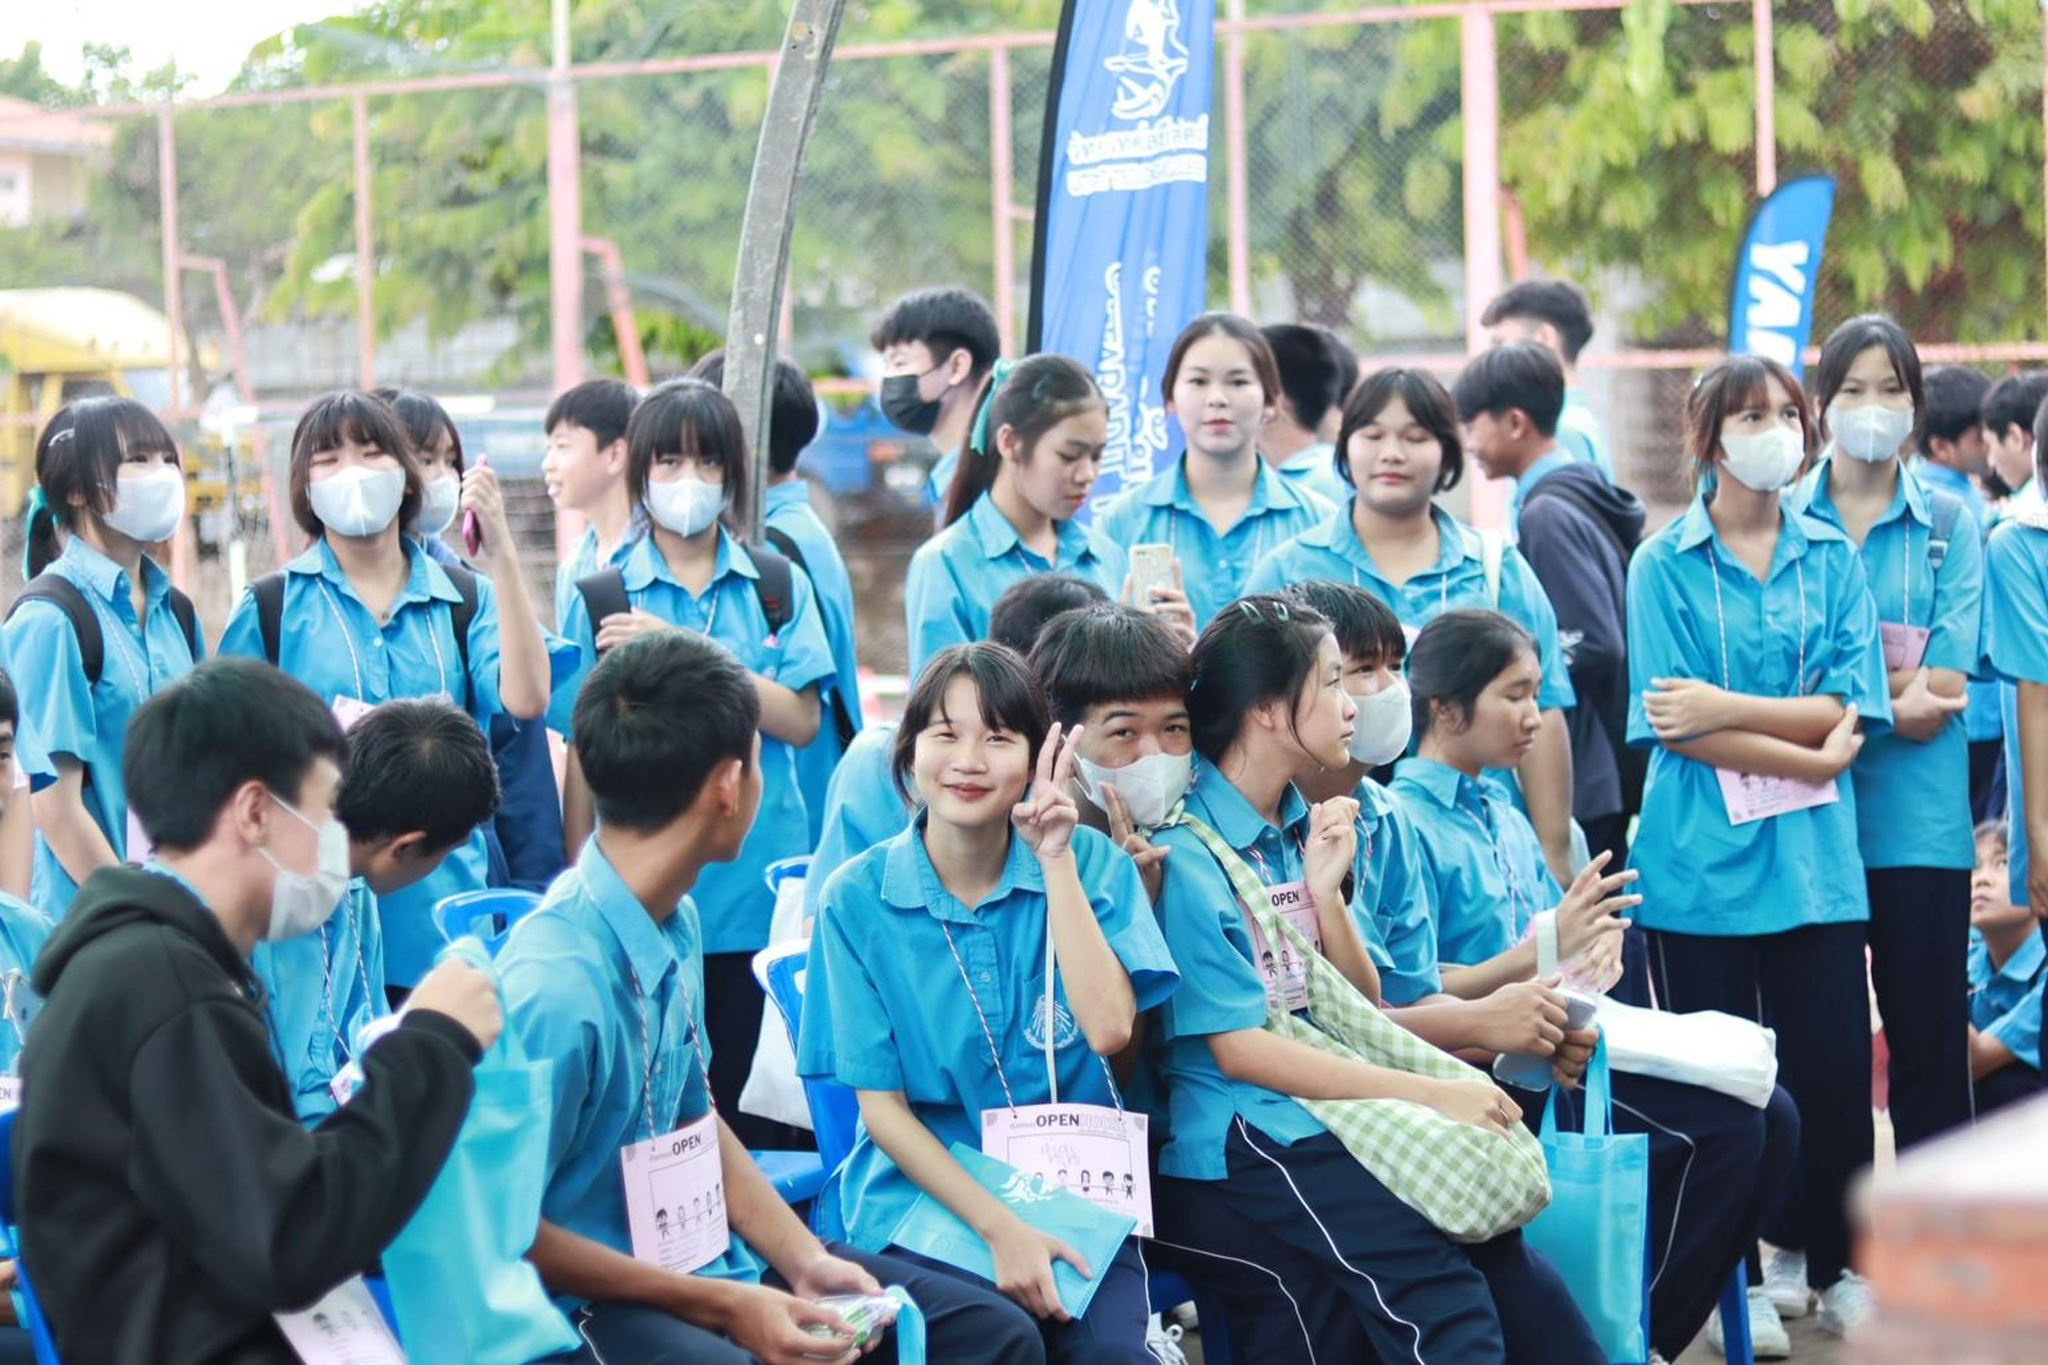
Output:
[
  {"left": 1128, "top": 542, "right": 1176, "bottom": 605},
  {"left": 462, "top": 453, "right": 487, "bottom": 556}
]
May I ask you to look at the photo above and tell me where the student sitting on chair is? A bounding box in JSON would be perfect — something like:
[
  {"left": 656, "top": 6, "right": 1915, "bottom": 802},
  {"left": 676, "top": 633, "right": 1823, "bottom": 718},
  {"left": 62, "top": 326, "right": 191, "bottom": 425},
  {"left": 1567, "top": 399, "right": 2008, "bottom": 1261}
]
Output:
[{"left": 1966, "top": 820, "right": 2046, "bottom": 1114}]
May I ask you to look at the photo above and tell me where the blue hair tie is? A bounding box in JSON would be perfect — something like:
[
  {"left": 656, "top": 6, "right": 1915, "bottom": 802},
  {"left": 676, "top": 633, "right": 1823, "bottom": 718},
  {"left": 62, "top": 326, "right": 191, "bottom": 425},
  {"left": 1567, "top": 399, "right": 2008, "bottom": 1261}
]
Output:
[
  {"left": 968, "top": 357, "right": 1021, "bottom": 458},
  {"left": 19, "top": 486, "right": 49, "bottom": 581}
]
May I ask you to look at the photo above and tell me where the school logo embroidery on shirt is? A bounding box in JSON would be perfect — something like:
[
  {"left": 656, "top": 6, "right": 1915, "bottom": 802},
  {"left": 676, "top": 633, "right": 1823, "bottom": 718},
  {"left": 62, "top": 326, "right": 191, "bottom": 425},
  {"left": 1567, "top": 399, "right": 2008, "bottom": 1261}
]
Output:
[{"left": 1023, "top": 993, "right": 1081, "bottom": 1051}]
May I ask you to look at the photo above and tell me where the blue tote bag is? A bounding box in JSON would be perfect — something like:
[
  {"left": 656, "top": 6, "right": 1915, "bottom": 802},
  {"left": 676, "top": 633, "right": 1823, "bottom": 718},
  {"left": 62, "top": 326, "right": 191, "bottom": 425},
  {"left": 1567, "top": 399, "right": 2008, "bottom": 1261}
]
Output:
[
  {"left": 1522, "top": 1040, "right": 1650, "bottom": 1364},
  {"left": 381, "top": 937, "right": 579, "bottom": 1365}
]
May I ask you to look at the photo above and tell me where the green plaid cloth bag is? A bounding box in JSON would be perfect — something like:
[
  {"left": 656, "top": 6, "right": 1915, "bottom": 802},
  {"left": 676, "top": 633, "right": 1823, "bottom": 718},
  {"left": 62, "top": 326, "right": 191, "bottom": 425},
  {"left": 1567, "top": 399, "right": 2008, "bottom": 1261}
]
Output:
[{"left": 1167, "top": 807, "right": 1551, "bottom": 1243}]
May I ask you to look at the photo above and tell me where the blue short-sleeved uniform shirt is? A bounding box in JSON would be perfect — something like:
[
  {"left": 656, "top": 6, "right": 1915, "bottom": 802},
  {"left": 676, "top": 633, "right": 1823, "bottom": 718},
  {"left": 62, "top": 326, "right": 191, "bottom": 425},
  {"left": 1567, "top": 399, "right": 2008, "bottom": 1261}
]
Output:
[
  {"left": 1093, "top": 456, "right": 1332, "bottom": 629},
  {"left": 0, "top": 891, "right": 53, "bottom": 1076},
  {"left": 1792, "top": 460, "right": 1983, "bottom": 870},
  {"left": 4, "top": 537, "right": 205, "bottom": 919},
  {"left": 801, "top": 724, "right": 907, "bottom": 923},
  {"left": 765, "top": 480, "right": 865, "bottom": 846},
  {"left": 1985, "top": 519, "right": 2048, "bottom": 905},
  {"left": 552, "top": 530, "right": 836, "bottom": 954},
  {"left": 218, "top": 538, "right": 506, "bottom": 987},
  {"left": 552, "top": 521, "right": 643, "bottom": 631},
  {"left": 1557, "top": 390, "right": 1614, "bottom": 483},
  {"left": 902, "top": 493, "right": 1128, "bottom": 676},
  {"left": 1913, "top": 460, "right": 2002, "bottom": 745},
  {"left": 1147, "top": 765, "right": 1330, "bottom": 1180},
  {"left": 1391, "top": 759, "right": 1561, "bottom": 969},
  {"left": 250, "top": 880, "right": 387, "bottom": 1123},
  {"left": 1276, "top": 446, "right": 1351, "bottom": 510},
  {"left": 1625, "top": 495, "right": 1892, "bottom": 937},
  {"left": 797, "top": 820, "right": 1177, "bottom": 1248},
  {"left": 1968, "top": 929, "right": 2045, "bottom": 1072},
  {"left": 1245, "top": 504, "right": 1577, "bottom": 713},
  {"left": 1349, "top": 778, "right": 1442, "bottom": 1006},
  {"left": 500, "top": 839, "right": 766, "bottom": 1305}
]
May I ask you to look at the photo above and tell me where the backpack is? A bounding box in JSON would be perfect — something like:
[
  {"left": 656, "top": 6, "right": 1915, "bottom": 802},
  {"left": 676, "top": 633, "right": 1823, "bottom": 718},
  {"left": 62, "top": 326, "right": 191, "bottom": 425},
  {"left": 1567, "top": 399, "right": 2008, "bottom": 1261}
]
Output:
[
  {"left": 5, "top": 574, "right": 200, "bottom": 687},
  {"left": 252, "top": 564, "right": 480, "bottom": 711},
  {"left": 761, "top": 527, "right": 860, "bottom": 751},
  {"left": 1521, "top": 479, "right": 1642, "bottom": 569},
  {"left": 1923, "top": 488, "right": 1964, "bottom": 573}
]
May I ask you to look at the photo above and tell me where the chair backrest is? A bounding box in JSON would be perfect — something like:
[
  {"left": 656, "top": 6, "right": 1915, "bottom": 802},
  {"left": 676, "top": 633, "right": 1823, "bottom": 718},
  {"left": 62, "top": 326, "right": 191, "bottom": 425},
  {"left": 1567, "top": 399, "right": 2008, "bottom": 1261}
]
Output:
[
  {"left": 432, "top": 889, "right": 544, "bottom": 959},
  {"left": 0, "top": 1106, "right": 70, "bottom": 1365},
  {"left": 761, "top": 948, "right": 861, "bottom": 1172}
]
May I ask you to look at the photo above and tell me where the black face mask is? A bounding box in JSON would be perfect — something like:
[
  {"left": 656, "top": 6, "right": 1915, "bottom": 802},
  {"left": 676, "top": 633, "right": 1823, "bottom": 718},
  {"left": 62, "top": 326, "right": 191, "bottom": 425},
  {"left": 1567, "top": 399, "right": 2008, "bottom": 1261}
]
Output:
[{"left": 880, "top": 372, "right": 944, "bottom": 437}]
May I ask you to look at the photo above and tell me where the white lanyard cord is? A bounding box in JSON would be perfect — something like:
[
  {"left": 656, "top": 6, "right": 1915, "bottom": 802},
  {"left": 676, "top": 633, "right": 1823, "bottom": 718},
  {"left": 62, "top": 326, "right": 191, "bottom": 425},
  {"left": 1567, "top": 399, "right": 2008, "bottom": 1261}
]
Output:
[
  {"left": 316, "top": 576, "right": 453, "bottom": 700},
  {"left": 628, "top": 965, "right": 712, "bottom": 1143},
  {"left": 83, "top": 591, "right": 149, "bottom": 698},
  {"left": 312, "top": 909, "right": 375, "bottom": 1061},
  {"left": 1707, "top": 544, "right": 1808, "bottom": 696}
]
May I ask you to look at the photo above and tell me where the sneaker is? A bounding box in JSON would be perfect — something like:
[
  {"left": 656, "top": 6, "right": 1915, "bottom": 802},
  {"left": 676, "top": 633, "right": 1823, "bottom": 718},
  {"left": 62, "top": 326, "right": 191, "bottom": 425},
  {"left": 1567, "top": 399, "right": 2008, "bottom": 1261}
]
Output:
[
  {"left": 1817, "top": 1270, "right": 1877, "bottom": 1338},
  {"left": 1764, "top": 1247, "right": 1813, "bottom": 1319},
  {"left": 1706, "top": 1286, "right": 1792, "bottom": 1361},
  {"left": 1145, "top": 1315, "right": 1190, "bottom": 1365}
]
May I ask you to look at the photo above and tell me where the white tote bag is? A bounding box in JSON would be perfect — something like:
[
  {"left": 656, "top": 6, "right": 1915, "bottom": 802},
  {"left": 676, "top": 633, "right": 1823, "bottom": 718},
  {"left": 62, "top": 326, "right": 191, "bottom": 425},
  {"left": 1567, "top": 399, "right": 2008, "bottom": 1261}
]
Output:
[
  {"left": 1592, "top": 996, "right": 1780, "bottom": 1108},
  {"left": 740, "top": 858, "right": 814, "bottom": 1131}
]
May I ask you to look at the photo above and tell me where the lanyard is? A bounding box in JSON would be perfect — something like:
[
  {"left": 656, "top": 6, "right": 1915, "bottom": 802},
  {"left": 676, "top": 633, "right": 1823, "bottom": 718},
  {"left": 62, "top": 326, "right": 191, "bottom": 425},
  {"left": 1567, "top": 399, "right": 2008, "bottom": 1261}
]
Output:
[
  {"left": 1895, "top": 516, "right": 1917, "bottom": 629},
  {"left": 315, "top": 577, "right": 453, "bottom": 701},
  {"left": 627, "top": 964, "right": 712, "bottom": 1143},
  {"left": 83, "top": 590, "right": 150, "bottom": 698},
  {"left": 1457, "top": 790, "right": 1531, "bottom": 939},
  {"left": 1707, "top": 544, "right": 1808, "bottom": 695},
  {"left": 312, "top": 903, "right": 376, "bottom": 1063}
]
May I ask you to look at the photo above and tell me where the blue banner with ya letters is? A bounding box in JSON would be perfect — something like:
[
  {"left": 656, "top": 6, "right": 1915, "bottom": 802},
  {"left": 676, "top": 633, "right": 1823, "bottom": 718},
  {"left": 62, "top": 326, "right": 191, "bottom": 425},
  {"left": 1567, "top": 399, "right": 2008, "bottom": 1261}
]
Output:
[
  {"left": 1028, "top": 0, "right": 1216, "bottom": 515},
  {"left": 1727, "top": 174, "right": 1836, "bottom": 380}
]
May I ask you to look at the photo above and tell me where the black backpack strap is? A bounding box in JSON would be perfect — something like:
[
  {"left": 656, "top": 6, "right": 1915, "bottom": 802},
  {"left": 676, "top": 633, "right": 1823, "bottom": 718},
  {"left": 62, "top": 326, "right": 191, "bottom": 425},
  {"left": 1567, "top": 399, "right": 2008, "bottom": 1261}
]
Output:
[
  {"left": 1925, "top": 488, "right": 1964, "bottom": 573},
  {"left": 747, "top": 545, "right": 796, "bottom": 638},
  {"left": 165, "top": 588, "right": 200, "bottom": 662},
  {"left": 6, "top": 575, "right": 101, "bottom": 686},
  {"left": 252, "top": 571, "right": 289, "bottom": 666},
  {"left": 576, "top": 568, "right": 632, "bottom": 654},
  {"left": 760, "top": 529, "right": 859, "bottom": 749},
  {"left": 439, "top": 564, "right": 480, "bottom": 711}
]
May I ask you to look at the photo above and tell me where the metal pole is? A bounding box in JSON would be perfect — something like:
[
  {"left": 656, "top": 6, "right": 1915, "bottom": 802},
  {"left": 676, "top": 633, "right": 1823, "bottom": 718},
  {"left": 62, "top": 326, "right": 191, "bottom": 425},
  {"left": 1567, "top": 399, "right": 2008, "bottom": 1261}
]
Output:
[
  {"left": 724, "top": 0, "right": 851, "bottom": 542},
  {"left": 1752, "top": 0, "right": 1776, "bottom": 196},
  {"left": 548, "top": 0, "right": 587, "bottom": 565},
  {"left": 989, "top": 43, "right": 1017, "bottom": 353},
  {"left": 352, "top": 94, "right": 376, "bottom": 387},
  {"left": 581, "top": 236, "right": 649, "bottom": 387},
  {"left": 1224, "top": 0, "right": 1253, "bottom": 316},
  {"left": 156, "top": 109, "right": 183, "bottom": 419},
  {"left": 1460, "top": 3, "right": 1507, "bottom": 529},
  {"left": 181, "top": 255, "right": 254, "bottom": 401}
]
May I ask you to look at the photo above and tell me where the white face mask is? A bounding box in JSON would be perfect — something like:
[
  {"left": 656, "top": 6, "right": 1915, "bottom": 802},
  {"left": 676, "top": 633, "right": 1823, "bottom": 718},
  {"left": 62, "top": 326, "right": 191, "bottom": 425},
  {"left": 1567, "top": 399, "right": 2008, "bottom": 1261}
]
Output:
[
  {"left": 309, "top": 465, "right": 407, "bottom": 538},
  {"left": 1718, "top": 425, "right": 1805, "bottom": 492},
  {"left": 1347, "top": 676, "right": 1414, "bottom": 767},
  {"left": 417, "top": 473, "right": 462, "bottom": 536},
  {"left": 1075, "top": 750, "right": 1192, "bottom": 830},
  {"left": 257, "top": 793, "right": 351, "bottom": 942},
  {"left": 646, "top": 475, "right": 725, "bottom": 538},
  {"left": 1829, "top": 402, "right": 1914, "bottom": 464},
  {"left": 102, "top": 465, "right": 186, "bottom": 544}
]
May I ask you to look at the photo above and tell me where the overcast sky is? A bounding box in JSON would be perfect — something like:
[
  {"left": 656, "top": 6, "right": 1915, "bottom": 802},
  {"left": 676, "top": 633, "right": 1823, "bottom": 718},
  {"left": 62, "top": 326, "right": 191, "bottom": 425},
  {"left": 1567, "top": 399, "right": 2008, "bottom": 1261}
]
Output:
[{"left": 4, "top": 0, "right": 346, "bottom": 98}]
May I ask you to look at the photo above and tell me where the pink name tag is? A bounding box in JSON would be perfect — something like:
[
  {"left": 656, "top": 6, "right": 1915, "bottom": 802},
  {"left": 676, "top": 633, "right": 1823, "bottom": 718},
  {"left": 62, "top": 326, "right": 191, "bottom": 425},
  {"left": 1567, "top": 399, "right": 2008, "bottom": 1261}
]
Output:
[
  {"left": 1244, "top": 881, "right": 1320, "bottom": 1013},
  {"left": 1715, "top": 769, "right": 1840, "bottom": 827},
  {"left": 982, "top": 1104, "right": 1153, "bottom": 1236},
  {"left": 1880, "top": 622, "right": 1930, "bottom": 672},
  {"left": 621, "top": 1112, "right": 728, "bottom": 1274}
]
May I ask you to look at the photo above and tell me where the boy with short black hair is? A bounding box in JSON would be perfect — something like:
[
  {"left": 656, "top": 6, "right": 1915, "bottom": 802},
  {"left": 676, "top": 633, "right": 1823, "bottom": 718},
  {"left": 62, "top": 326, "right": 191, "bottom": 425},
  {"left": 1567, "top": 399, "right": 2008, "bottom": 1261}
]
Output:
[
  {"left": 870, "top": 286, "right": 1002, "bottom": 505},
  {"left": 1457, "top": 341, "right": 1645, "bottom": 861},
  {"left": 16, "top": 659, "right": 500, "bottom": 1365},
  {"left": 543, "top": 377, "right": 642, "bottom": 626},
  {"left": 1260, "top": 322, "right": 1351, "bottom": 504},
  {"left": 1481, "top": 278, "right": 1611, "bottom": 480},
  {"left": 1985, "top": 371, "right": 2048, "bottom": 510},
  {"left": 504, "top": 632, "right": 1035, "bottom": 1364}
]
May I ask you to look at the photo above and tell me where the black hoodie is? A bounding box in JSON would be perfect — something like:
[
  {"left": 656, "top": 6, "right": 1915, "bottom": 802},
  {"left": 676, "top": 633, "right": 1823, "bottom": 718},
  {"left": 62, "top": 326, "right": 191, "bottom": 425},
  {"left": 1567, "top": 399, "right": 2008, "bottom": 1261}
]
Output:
[
  {"left": 13, "top": 865, "right": 481, "bottom": 1365},
  {"left": 1517, "top": 461, "right": 1648, "bottom": 823}
]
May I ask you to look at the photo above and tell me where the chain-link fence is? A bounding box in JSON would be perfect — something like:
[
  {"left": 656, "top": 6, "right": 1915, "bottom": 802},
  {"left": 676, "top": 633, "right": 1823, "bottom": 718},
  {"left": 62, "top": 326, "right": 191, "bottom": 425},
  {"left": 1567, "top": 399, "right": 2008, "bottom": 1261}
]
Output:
[{"left": 2, "top": 0, "right": 2044, "bottom": 669}]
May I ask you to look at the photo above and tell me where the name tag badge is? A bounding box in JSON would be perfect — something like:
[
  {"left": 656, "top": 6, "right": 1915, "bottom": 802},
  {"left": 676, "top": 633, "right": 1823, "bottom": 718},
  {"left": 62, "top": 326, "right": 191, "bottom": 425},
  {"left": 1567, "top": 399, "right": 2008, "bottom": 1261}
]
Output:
[
  {"left": 329, "top": 1064, "right": 362, "bottom": 1109},
  {"left": 1245, "top": 880, "right": 1320, "bottom": 1013},
  {"left": 1880, "top": 622, "right": 1931, "bottom": 672},
  {"left": 274, "top": 1276, "right": 406, "bottom": 1365},
  {"left": 621, "top": 1111, "right": 728, "bottom": 1274},
  {"left": 0, "top": 1075, "right": 20, "bottom": 1111},
  {"left": 330, "top": 696, "right": 377, "bottom": 732},
  {"left": 982, "top": 1104, "right": 1152, "bottom": 1237},
  {"left": 1715, "top": 769, "right": 1841, "bottom": 827}
]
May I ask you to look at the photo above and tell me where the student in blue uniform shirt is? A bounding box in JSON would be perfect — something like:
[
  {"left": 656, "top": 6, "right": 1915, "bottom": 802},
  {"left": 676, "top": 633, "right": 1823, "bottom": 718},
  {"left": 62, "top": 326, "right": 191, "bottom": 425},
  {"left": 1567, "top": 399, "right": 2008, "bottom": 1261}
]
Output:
[
  {"left": 0, "top": 675, "right": 50, "bottom": 1074},
  {"left": 1627, "top": 354, "right": 1891, "bottom": 1340},
  {"left": 253, "top": 698, "right": 501, "bottom": 1122},
  {"left": 800, "top": 643, "right": 1178, "bottom": 1361},
  {"left": 543, "top": 378, "right": 642, "bottom": 627},
  {"left": 1093, "top": 313, "right": 1329, "bottom": 631},
  {"left": 1984, "top": 372, "right": 2048, "bottom": 513},
  {"left": 504, "top": 631, "right": 1038, "bottom": 1365},
  {"left": 1481, "top": 279, "right": 1613, "bottom": 481},
  {"left": 553, "top": 378, "right": 835, "bottom": 1145},
  {"left": 1245, "top": 368, "right": 1580, "bottom": 885},
  {"left": 1965, "top": 821, "right": 2045, "bottom": 1115},
  {"left": 1790, "top": 317, "right": 1981, "bottom": 1151},
  {"left": 1259, "top": 323, "right": 1354, "bottom": 506},
  {"left": 872, "top": 286, "right": 1004, "bottom": 510},
  {"left": 1394, "top": 608, "right": 1805, "bottom": 1361},
  {"left": 378, "top": 385, "right": 573, "bottom": 893},
  {"left": 903, "top": 356, "right": 1128, "bottom": 675},
  {"left": 1142, "top": 595, "right": 1602, "bottom": 1365},
  {"left": 803, "top": 574, "right": 1108, "bottom": 925},
  {"left": 1988, "top": 387, "right": 2048, "bottom": 927},
  {"left": 217, "top": 391, "right": 550, "bottom": 996},
  {"left": 4, "top": 398, "right": 204, "bottom": 920},
  {"left": 692, "top": 350, "right": 864, "bottom": 847}
]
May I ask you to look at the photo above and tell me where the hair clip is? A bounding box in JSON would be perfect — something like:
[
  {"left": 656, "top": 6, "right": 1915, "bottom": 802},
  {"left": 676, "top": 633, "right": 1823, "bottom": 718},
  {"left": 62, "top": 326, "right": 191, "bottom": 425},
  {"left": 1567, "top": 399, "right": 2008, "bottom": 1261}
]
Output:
[{"left": 48, "top": 428, "right": 75, "bottom": 444}]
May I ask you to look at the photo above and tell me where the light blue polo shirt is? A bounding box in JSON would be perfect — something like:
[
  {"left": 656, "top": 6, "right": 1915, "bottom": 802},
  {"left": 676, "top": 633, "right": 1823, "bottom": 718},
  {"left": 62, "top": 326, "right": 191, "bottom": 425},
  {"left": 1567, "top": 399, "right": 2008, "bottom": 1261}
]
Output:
[
  {"left": 4, "top": 536, "right": 205, "bottom": 919},
  {"left": 1093, "top": 455, "right": 1332, "bottom": 629},
  {"left": 0, "top": 892, "right": 52, "bottom": 1076},
  {"left": 1625, "top": 495, "right": 1891, "bottom": 937},
  {"left": 1277, "top": 445, "right": 1350, "bottom": 508},
  {"left": 902, "top": 492, "right": 1128, "bottom": 676},
  {"left": 801, "top": 724, "right": 907, "bottom": 923},
  {"left": 218, "top": 537, "right": 505, "bottom": 987},
  {"left": 552, "top": 530, "right": 836, "bottom": 955},
  {"left": 1793, "top": 460, "right": 1983, "bottom": 870},
  {"left": 1968, "top": 929, "right": 2045, "bottom": 1072},
  {"left": 1349, "top": 777, "right": 1442, "bottom": 1006},
  {"left": 1986, "top": 519, "right": 2048, "bottom": 906},
  {"left": 551, "top": 519, "right": 643, "bottom": 632},
  {"left": 250, "top": 880, "right": 386, "bottom": 1122},
  {"left": 1149, "top": 766, "right": 1329, "bottom": 1180},
  {"left": 765, "top": 479, "right": 865, "bottom": 847},
  {"left": 1245, "top": 504, "right": 1576, "bottom": 713},
  {"left": 1391, "top": 759, "right": 1561, "bottom": 969},
  {"left": 1912, "top": 460, "right": 2001, "bottom": 745},
  {"left": 499, "top": 838, "right": 767, "bottom": 1305},
  {"left": 797, "top": 819, "right": 1177, "bottom": 1249},
  {"left": 1556, "top": 389, "right": 1613, "bottom": 482}
]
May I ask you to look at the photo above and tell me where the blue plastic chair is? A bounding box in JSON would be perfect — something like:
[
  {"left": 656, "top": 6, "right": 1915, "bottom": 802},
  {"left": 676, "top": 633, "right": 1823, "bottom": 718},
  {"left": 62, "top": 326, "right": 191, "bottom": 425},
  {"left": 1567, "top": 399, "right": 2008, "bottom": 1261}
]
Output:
[
  {"left": 432, "top": 888, "right": 544, "bottom": 958},
  {"left": 1718, "top": 1263, "right": 1754, "bottom": 1365},
  {"left": 0, "top": 1108, "right": 67, "bottom": 1365},
  {"left": 760, "top": 947, "right": 861, "bottom": 1173}
]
